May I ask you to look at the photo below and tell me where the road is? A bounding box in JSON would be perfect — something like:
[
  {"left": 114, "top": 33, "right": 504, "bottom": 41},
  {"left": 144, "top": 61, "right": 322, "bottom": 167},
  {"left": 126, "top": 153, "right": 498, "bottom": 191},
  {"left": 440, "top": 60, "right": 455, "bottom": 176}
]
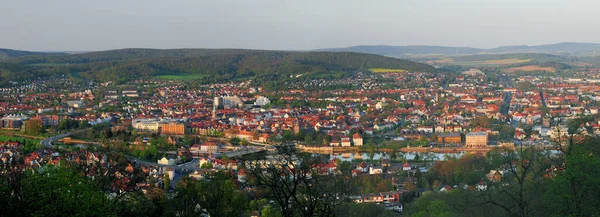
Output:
[{"left": 40, "top": 132, "right": 73, "bottom": 148}]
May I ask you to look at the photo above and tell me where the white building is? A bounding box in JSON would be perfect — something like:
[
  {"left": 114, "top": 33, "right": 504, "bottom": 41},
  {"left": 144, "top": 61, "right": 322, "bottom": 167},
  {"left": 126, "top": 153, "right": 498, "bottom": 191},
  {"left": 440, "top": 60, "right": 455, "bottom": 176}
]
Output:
[
  {"left": 132, "top": 119, "right": 161, "bottom": 132},
  {"left": 158, "top": 157, "right": 176, "bottom": 166},
  {"left": 254, "top": 96, "right": 271, "bottom": 106}
]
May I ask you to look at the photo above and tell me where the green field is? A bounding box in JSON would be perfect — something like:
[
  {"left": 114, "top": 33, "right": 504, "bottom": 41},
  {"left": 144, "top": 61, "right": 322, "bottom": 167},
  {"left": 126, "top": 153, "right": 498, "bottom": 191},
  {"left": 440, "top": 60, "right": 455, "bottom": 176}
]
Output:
[
  {"left": 370, "top": 68, "right": 408, "bottom": 73},
  {"left": 155, "top": 74, "right": 207, "bottom": 80},
  {"left": 0, "top": 135, "right": 41, "bottom": 144}
]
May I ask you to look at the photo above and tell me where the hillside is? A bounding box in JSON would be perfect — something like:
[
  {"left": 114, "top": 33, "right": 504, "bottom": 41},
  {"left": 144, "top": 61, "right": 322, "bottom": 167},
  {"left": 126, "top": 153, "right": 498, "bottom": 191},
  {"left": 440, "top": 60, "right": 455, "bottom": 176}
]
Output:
[
  {"left": 320, "top": 42, "right": 600, "bottom": 57},
  {"left": 0, "top": 49, "right": 436, "bottom": 86},
  {"left": 318, "top": 45, "right": 483, "bottom": 56},
  {"left": 0, "top": 48, "right": 66, "bottom": 60}
]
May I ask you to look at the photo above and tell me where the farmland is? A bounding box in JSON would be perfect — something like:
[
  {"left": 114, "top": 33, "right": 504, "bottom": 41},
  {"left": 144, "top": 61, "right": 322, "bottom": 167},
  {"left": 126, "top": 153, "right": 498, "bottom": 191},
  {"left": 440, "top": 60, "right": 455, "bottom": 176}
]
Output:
[
  {"left": 452, "top": 58, "right": 531, "bottom": 66},
  {"left": 504, "top": 65, "right": 556, "bottom": 73},
  {"left": 370, "top": 68, "right": 408, "bottom": 73}
]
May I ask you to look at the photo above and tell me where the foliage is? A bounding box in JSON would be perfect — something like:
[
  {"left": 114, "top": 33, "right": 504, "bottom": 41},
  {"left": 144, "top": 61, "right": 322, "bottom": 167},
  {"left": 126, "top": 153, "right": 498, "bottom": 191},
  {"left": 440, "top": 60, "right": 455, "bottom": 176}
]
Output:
[
  {"left": 167, "top": 174, "right": 247, "bottom": 217},
  {"left": 243, "top": 145, "right": 355, "bottom": 217},
  {"left": 0, "top": 165, "right": 115, "bottom": 217},
  {"left": 334, "top": 203, "right": 399, "bottom": 217},
  {"left": 1, "top": 49, "right": 436, "bottom": 86}
]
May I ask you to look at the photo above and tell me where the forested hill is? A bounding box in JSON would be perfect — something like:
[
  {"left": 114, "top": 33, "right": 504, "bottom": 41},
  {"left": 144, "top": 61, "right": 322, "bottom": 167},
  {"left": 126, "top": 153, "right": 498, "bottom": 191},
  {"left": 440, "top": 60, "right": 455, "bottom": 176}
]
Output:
[
  {"left": 0, "top": 48, "right": 65, "bottom": 60},
  {"left": 0, "top": 49, "right": 436, "bottom": 85},
  {"left": 320, "top": 42, "right": 600, "bottom": 56},
  {"left": 14, "top": 48, "right": 255, "bottom": 64}
]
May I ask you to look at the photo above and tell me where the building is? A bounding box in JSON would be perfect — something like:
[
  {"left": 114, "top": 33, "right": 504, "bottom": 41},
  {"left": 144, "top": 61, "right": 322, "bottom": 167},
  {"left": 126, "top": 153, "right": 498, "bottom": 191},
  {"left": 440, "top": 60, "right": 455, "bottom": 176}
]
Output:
[
  {"left": 122, "top": 88, "right": 139, "bottom": 97},
  {"left": 200, "top": 141, "right": 219, "bottom": 153},
  {"left": 157, "top": 157, "right": 176, "bottom": 165},
  {"left": 66, "top": 100, "right": 85, "bottom": 109},
  {"left": 341, "top": 136, "right": 351, "bottom": 147},
  {"left": 465, "top": 132, "right": 489, "bottom": 148},
  {"left": 132, "top": 119, "right": 161, "bottom": 132},
  {"left": 352, "top": 133, "right": 363, "bottom": 146},
  {"left": 0, "top": 114, "right": 27, "bottom": 129},
  {"left": 214, "top": 96, "right": 243, "bottom": 108},
  {"left": 437, "top": 133, "right": 462, "bottom": 144},
  {"left": 254, "top": 96, "right": 270, "bottom": 106},
  {"left": 161, "top": 123, "right": 186, "bottom": 135},
  {"left": 403, "top": 162, "right": 411, "bottom": 171}
]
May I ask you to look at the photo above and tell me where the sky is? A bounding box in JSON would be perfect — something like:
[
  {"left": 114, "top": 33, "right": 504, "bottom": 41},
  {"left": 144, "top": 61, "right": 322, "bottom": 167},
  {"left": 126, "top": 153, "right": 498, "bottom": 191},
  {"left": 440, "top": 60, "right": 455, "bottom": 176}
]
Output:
[{"left": 2, "top": 0, "right": 600, "bottom": 51}]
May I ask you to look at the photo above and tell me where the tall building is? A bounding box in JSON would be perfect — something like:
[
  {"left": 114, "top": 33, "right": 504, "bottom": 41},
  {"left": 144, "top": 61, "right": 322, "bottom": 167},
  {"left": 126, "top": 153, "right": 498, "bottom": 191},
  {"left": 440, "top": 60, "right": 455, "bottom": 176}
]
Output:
[
  {"left": 161, "top": 123, "right": 186, "bottom": 135},
  {"left": 465, "top": 132, "right": 489, "bottom": 148},
  {"left": 214, "top": 96, "right": 243, "bottom": 108}
]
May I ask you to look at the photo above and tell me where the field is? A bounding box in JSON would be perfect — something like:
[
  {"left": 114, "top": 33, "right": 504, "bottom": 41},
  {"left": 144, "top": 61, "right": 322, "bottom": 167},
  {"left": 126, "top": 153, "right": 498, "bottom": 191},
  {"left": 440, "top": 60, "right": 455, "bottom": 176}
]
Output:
[
  {"left": 0, "top": 135, "right": 41, "bottom": 144},
  {"left": 452, "top": 58, "right": 531, "bottom": 66},
  {"left": 370, "top": 68, "right": 408, "bottom": 73},
  {"left": 504, "top": 65, "right": 556, "bottom": 73},
  {"left": 155, "top": 74, "right": 207, "bottom": 80}
]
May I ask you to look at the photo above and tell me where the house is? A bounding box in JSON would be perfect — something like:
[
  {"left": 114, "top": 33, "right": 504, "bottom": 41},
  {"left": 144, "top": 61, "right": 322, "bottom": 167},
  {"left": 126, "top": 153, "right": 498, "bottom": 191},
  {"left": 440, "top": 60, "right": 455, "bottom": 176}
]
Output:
[
  {"left": 329, "top": 139, "right": 340, "bottom": 147},
  {"left": 341, "top": 136, "right": 351, "bottom": 147},
  {"left": 476, "top": 180, "right": 488, "bottom": 191},
  {"left": 369, "top": 165, "right": 383, "bottom": 174},
  {"left": 402, "top": 162, "right": 411, "bottom": 172},
  {"left": 352, "top": 133, "right": 363, "bottom": 146},
  {"left": 200, "top": 141, "right": 219, "bottom": 153},
  {"left": 356, "top": 161, "right": 369, "bottom": 173},
  {"left": 439, "top": 185, "right": 453, "bottom": 192},
  {"left": 157, "top": 157, "right": 176, "bottom": 166},
  {"left": 190, "top": 144, "right": 202, "bottom": 153},
  {"left": 238, "top": 169, "right": 247, "bottom": 183}
]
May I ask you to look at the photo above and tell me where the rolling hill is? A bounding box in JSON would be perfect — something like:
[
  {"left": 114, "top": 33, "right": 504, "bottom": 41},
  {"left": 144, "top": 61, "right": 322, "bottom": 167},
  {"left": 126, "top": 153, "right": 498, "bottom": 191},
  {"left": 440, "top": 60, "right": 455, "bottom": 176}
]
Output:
[
  {"left": 319, "top": 42, "right": 600, "bottom": 57},
  {"left": 0, "top": 48, "right": 436, "bottom": 86},
  {"left": 0, "top": 48, "right": 66, "bottom": 60}
]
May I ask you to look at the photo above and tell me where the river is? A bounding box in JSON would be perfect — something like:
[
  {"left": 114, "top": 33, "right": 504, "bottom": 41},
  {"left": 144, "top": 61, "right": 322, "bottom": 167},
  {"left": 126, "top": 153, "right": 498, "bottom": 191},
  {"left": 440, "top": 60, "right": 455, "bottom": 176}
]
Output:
[{"left": 324, "top": 151, "right": 466, "bottom": 162}]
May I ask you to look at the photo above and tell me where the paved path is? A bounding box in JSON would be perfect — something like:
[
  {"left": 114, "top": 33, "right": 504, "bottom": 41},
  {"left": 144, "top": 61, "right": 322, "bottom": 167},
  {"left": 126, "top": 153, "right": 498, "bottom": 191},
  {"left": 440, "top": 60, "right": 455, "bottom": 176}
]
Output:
[{"left": 40, "top": 132, "right": 73, "bottom": 148}]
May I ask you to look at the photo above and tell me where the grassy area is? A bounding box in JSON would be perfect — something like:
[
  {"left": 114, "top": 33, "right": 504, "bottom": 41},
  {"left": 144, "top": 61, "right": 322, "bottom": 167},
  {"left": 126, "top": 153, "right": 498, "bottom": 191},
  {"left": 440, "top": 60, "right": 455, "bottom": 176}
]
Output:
[
  {"left": 453, "top": 58, "right": 531, "bottom": 66},
  {"left": 370, "top": 68, "right": 408, "bottom": 73},
  {"left": 155, "top": 74, "right": 207, "bottom": 80},
  {"left": 0, "top": 135, "right": 41, "bottom": 144},
  {"left": 504, "top": 65, "right": 556, "bottom": 73}
]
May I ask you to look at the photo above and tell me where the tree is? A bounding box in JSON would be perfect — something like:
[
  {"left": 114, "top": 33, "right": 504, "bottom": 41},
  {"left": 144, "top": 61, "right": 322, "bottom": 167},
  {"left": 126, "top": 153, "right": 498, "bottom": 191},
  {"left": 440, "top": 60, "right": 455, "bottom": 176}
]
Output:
[
  {"left": 334, "top": 203, "right": 397, "bottom": 217},
  {"left": 282, "top": 131, "right": 293, "bottom": 141},
  {"left": 546, "top": 138, "right": 600, "bottom": 216},
  {"left": 201, "top": 162, "right": 213, "bottom": 169},
  {"left": 163, "top": 173, "right": 170, "bottom": 191},
  {"left": 25, "top": 119, "right": 44, "bottom": 136},
  {"left": 5, "top": 165, "right": 115, "bottom": 216},
  {"left": 412, "top": 199, "right": 454, "bottom": 217},
  {"left": 167, "top": 174, "right": 247, "bottom": 217},
  {"left": 243, "top": 145, "right": 354, "bottom": 217},
  {"left": 230, "top": 137, "right": 241, "bottom": 146}
]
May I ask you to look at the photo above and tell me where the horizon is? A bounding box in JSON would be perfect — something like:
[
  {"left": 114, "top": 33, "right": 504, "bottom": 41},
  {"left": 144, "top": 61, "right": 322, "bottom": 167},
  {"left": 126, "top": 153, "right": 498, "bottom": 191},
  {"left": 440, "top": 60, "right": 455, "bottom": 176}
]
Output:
[
  {"left": 5, "top": 41, "right": 600, "bottom": 53},
  {"left": 3, "top": 0, "right": 600, "bottom": 51}
]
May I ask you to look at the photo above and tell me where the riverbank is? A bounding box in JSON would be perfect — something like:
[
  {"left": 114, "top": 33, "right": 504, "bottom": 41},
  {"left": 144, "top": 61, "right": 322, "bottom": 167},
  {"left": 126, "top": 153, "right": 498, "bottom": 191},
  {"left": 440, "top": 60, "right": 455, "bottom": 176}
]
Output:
[{"left": 297, "top": 145, "right": 493, "bottom": 154}]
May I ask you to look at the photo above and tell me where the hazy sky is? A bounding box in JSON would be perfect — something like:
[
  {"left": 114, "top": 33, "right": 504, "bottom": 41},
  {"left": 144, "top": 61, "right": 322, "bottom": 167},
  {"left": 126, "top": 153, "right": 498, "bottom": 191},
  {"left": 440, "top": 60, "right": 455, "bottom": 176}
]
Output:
[{"left": 2, "top": 0, "right": 599, "bottom": 51}]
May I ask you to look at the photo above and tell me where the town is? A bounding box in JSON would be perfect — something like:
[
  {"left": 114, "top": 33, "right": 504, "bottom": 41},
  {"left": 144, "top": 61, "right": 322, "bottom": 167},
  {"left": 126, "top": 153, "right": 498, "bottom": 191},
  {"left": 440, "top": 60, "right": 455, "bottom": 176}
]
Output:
[{"left": 3, "top": 62, "right": 600, "bottom": 216}]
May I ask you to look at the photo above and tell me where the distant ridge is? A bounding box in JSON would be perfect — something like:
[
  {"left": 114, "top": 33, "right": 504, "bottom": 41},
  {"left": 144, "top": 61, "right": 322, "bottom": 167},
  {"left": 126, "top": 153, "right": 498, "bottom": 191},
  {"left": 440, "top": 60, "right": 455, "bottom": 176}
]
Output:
[
  {"left": 318, "top": 42, "right": 600, "bottom": 56},
  {"left": 0, "top": 48, "right": 66, "bottom": 60}
]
